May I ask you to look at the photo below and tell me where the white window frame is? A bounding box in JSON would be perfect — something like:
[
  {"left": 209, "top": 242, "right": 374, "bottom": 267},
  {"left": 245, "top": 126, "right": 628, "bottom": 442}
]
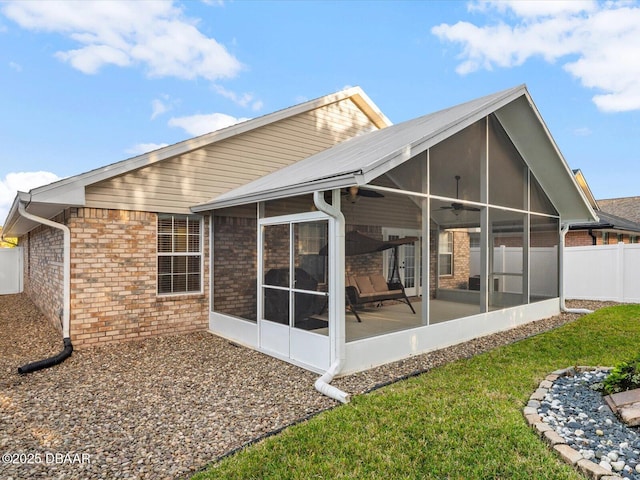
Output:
[
  {"left": 157, "top": 214, "right": 203, "bottom": 295},
  {"left": 438, "top": 230, "right": 453, "bottom": 277}
]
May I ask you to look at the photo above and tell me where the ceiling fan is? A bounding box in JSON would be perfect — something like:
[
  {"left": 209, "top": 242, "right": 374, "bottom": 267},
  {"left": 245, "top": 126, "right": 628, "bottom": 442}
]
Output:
[
  {"left": 342, "top": 186, "right": 385, "bottom": 203},
  {"left": 438, "top": 175, "right": 481, "bottom": 213}
]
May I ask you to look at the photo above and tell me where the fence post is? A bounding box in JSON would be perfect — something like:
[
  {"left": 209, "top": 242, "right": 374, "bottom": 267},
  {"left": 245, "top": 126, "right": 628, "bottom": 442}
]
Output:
[{"left": 617, "top": 242, "right": 625, "bottom": 302}]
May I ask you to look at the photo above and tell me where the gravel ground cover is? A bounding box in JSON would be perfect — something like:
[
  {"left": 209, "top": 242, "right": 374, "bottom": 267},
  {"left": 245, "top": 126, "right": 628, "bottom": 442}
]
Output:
[
  {"left": 539, "top": 369, "right": 640, "bottom": 478},
  {"left": 0, "top": 294, "right": 611, "bottom": 479}
]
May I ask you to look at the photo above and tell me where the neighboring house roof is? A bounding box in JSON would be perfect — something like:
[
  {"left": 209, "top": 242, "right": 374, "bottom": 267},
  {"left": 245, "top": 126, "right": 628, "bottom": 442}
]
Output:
[
  {"left": 598, "top": 197, "right": 640, "bottom": 224},
  {"left": 3, "top": 87, "right": 390, "bottom": 237},
  {"left": 569, "top": 210, "right": 640, "bottom": 234},
  {"left": 570, "top": 170, "right": 640, "bottom": 234},
  {"left": 193, "top": 84, "right": 597, "bottom": 226},
  {"left": 572, "top": 169, "right": 599, "bottom": 210}
]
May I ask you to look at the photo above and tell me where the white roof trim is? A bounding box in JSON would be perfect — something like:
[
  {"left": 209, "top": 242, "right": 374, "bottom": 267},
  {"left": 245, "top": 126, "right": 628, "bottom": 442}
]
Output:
[
  {"left": 3, "top": 86, "right": 390, "bottom": 234},
  {"left": 193, "top": 85, "right": 526, "bottom": 211},
  {"left": 192, "top": 84, "right": 597, "bottom": 226}
]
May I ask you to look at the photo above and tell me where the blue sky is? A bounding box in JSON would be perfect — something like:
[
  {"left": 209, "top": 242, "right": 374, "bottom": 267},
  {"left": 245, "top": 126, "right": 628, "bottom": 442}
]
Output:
[{"left": 1, "top": 0, "right": 639, "bottom": 223}]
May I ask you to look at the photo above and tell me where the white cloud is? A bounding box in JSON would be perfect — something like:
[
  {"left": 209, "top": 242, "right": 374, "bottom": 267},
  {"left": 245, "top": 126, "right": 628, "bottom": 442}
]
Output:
[
  {"left": 0, "top": 171, "right": 61, "bottom": 224},
  {"left": 212, "top": 84, "right": 263, "bottom": 111},
  {"left": 573, "top": 127, "right": 592, "bottom": 137},
  {"left": 151, "top": 98, "right": 168, "bottom": 120},
  {"left": 168, "top": 112, "right": 250, "bottom": 136},
  {"left": 125, "top": 143, "right": 169, "bottom": 156},
  {"left": 468, "top": 0, "right": 598, "bottom": 18},
  {"left": 1, "top": 0, "right": 243, "bottom": 80},
  {"left": 432, "top": 1, "right": 640, "bottom": 112},
  {"left": 8, "top": 61, "right": 22, "bottom": 72}
]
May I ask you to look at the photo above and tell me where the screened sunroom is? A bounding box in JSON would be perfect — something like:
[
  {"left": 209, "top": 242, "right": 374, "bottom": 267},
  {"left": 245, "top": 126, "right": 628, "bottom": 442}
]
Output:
[{"left": 192, "top": 85, "right": 595, "bottom": 377}]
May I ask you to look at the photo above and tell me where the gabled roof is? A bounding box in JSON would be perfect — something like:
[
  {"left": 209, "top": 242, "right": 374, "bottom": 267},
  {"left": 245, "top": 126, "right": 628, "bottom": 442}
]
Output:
[
  {"left": 3, "top": 87, "right": 390, "bottom": 236},
  {"left": 569, "top": 210, "right": 640, "bottom": 234},
  {"left": 569, "top": 170, "right": 640, "bottom": 233},
  {"left": 572, "top": 169, "right": 599, "bottom": 210},
  {"left": 598, "top": 196, "right": 640, "bottom": 224},
  {"left": 192, "top": 85, "right": 597, "bottom": 225}
]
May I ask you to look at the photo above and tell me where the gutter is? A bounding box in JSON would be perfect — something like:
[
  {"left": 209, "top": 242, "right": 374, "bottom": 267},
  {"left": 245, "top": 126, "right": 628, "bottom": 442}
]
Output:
[
  {"left": 312, "top": 190, "right": 350, "bottom": 403},
  {"left": 16, "top": 200, "right": 73, "bottom": 373},
  {"left": 559, "top": 223, "right": 593, "bottom": 315}
]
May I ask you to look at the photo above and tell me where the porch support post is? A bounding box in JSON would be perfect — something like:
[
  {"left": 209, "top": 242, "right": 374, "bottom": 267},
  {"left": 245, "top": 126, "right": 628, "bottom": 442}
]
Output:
[
  {"left": 312, "top": 190, "right": 350, "bottom": 403},
  {"left": 480, "top": 116, "right": 489, "bottom": 313},
  {"left": 421, "top": 150, "right": 429, "bottom": 326}
]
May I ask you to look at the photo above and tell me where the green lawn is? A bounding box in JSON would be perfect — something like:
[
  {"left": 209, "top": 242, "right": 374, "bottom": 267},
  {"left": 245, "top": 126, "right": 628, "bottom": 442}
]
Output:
[{"left": 193, "top": 305, "right": 640, "bottom": 480}]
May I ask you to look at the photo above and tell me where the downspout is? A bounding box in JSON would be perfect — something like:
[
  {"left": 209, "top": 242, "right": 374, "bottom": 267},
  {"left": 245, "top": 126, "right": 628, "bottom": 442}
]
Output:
[
  {"left": 559, "top": 224, "right": 593, "bottom": 315},
  {"left": 313, "top": 190, "right": 350, "bottom": 403},
  {"left": 588, "top": 228, "right": 597, "bottom": 246},
  {"left": 16, "top": 201, "right": 73, "bottom": 374}
]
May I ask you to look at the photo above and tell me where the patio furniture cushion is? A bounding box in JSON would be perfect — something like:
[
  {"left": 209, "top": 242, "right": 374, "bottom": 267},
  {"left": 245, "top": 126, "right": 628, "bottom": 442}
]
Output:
[
  {"left": 345, "top": 273, "right": 416, "bottom": 322},
  {"left": 371, "top": 274, "right": 390, "bottom": 292},
  {"left": 355, "top": 276, "right": 376, "bottom": 294}
]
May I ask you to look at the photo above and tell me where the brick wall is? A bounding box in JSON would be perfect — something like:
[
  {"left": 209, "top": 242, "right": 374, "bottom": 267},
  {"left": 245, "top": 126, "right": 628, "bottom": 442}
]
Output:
[
  {"left": 21, "top": 213, "right": 66, "bottom": 334},
  {"left": 213, "top": 215, "right": 257, "bottom": 321},
  {"left": 565, "top": 231, "right": 598, "bottom": 246},
  {"left": 438, "top": 230, "right": 471, "bottom": 290},
  {"left": 345, "top": 225, "right": 384, "bottom": 278},
  {"left": 67, "top": 208, "right": 209, "bottom": 348}
]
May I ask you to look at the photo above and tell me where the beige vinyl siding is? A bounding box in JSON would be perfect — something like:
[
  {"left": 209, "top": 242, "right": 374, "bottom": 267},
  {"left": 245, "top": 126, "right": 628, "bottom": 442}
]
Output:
[
  {"left": 85, "top": 99, "right": 378, "bottom": 213},
  {"left": 343, "top": 194, "right": 421, "bottom": 230}
]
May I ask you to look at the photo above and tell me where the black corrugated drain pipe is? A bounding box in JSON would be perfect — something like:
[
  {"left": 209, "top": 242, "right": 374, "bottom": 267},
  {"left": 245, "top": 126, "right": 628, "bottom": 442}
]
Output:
[{"left": 18, "top": 337, "right": 73, "bottom": 374}]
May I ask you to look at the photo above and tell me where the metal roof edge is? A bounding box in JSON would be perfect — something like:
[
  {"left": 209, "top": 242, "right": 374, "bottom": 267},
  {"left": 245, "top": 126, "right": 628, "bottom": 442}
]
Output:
[
  {"left": 25, "top": 86, "right": 383, "bottom": 204},
  {"left": 191, "top": 174, "right": 360, "bottom": 212},
  {"left": 360, "top": 84, "right": 528, "bottom": 177}
]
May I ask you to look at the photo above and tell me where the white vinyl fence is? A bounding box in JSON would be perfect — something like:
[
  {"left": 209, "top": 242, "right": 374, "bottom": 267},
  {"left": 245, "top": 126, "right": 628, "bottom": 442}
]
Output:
[
  {"left": 0, "top": 247, "right": 23, "bottom": 295},
  {"left": 564, "top": 243, "right": 640, "bottom": 303},
  {"left": 470, "top": 246, "right": 558, "bottom": 297}
]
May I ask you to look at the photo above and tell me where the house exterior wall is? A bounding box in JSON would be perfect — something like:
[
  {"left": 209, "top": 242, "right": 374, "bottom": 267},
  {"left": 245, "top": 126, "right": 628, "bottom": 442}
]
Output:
[
  {"left": 20, "top": 215, "right": 66, "bottom": 334},
  {"left": 212, "top": 215, "right": 257, "bottom": 321},
  {"left": 437, "top": 230, "right": 471, "bottom": 290},
  {"left": 85, "top": 98, "right": 378, "bottom": 214},
  {"left": 66, "top": 207, "right": 210, "bottom": 348},
  {"left": 566, "top": 231, "right": 600, "bottom": 246},
  {"left": 566, "top": 230, "right": 637, "bottom": 247}
]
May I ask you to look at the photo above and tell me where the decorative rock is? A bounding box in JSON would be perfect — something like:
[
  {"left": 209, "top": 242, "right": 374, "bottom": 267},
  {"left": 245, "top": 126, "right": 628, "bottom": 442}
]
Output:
[
  {"left": 531, "top": 367, "right": 640, "bottom": 480},
  {"left": 612, "top": 460, "right": 626, "bottom": 471},
  {"left": 555, "top": 444, "right": 583, "bottom": 465},
  {"left": 577, "top": 458, "right": 617, "bottom": 478},
  {"left": 599, "top": 460, "right": 613, "bottom": 471}
]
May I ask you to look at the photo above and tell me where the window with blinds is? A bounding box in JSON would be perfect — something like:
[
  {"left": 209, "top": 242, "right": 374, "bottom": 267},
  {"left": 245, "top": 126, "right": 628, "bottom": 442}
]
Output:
[{"left": 157, "top": 215, "right": 202, "bottom": 295}]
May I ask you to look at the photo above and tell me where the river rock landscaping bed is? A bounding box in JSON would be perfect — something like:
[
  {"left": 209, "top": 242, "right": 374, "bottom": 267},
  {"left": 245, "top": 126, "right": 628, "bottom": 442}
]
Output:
[
  {"left": 527, "top": 367, "right": 640, "bottom": 479},
  {"left": 1, "top": 294, "right": 611, "bottom": 480}
]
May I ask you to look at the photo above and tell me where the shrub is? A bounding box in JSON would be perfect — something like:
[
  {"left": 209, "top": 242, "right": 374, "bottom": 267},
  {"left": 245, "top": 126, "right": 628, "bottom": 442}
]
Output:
[{"left": 601, "top": 355, "right": 640, "bottom": 395}]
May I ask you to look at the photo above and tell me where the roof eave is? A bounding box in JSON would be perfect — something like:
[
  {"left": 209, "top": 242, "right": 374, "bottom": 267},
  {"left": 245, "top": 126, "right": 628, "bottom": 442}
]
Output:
[
  {"left": 18, "top": 86, "right": 388, "bottom": 216},
  {"left": 191, "top": 173, "right": 362, "bottom": 212}
]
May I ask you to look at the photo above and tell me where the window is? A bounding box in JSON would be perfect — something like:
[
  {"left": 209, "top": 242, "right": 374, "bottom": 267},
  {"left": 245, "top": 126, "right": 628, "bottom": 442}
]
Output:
[
  {"left": 296, "top": 222, "right": 328, "bottom": 284},
  {"left": 157, "top": 215, "right": 202, "bottom": 295},
  {"left": 438, "top": 231, "right": 453, "bottom": 276}
]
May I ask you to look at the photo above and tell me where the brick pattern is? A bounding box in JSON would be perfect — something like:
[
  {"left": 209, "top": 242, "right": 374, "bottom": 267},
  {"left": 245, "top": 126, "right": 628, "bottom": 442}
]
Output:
[
  {"left": 66, "top": 208, "right": 209, "bottom": 348},
  {"left": 213, "top": 215, "right": 257, "bottom": 320},
  {"left": 438, "top": 230, "right": 471, "bottom": 290},
  {"left": 21, "top": 213, "right": 66, "bottom": 334},
  {"left": 345, "top": 225, "right": 384, "bottom": 278},
  {"left": 565, "top": 230, "right": 637, "bottom": 247}
]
